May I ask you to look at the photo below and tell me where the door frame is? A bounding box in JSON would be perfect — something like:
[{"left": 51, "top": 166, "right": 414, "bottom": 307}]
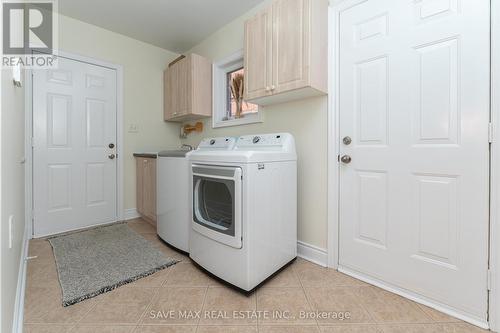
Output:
[
  {"left": 327, "top": 0, "right": 497, "bottom": 329},
  {"left": 25, "top": 50, "right": 124, "bottom": 238},
  {"left": 489, "top": 0, "right": 500, "bottom": 330}
]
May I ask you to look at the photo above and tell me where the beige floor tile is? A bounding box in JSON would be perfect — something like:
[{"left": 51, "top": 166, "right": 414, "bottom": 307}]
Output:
[
  {"left": 71, "top": 325, "right": 136, "bottom": 333},
  {"left": 24, "top": 286, "right": 98, "bottom": 324},
  {"left": 28, "top": 239, "right": 54, "bottom": 258},
  {"left": 259, "top": 326, "right": 320, "bottom": 333},
  {"left": 134, "top": 326, "right": 196, "bottom": 333},
  {"left": 293, "top": 260, "right": 366, "bottom": 288},
  {"left": 24, "top": 324, "right": 70, "bottom": 333},
  {"left": 379, "top": 323, "right": 488, "bottom": 333},
  {"left": 164, "top": 264, "right": 214, "bottom": 287},
  {"left": 256, "top": 287, "right": 316, "bottom": 325},
  {"left": 142, "top": 287, "right": 207, "bottom": 325},
  {"left": 130, "top": 268, "right": 172, "bottom": 288},
  {"left": 127, "top": 219, "right": 157, "bottom": 234},
  {"left": 305, "top": 287, "right": 373, "bottom": 325},
  {"left": 260, "top": 265, "right": 301, "bottom": 288},
  {"left": 199, "top": 287, "right": 257, "bottom": 325},
  {"left": 139, "top": 234, "right": 189, "bottom": 262},
  {"left": 416, "top": 304, "right": 460, "bottom": 323},
  {"left": 350, "top": 287, "right": 431, "bottom": 324},
  {"left": 80, "top": 286, "right": 156, "bottom": 324},
  {"left": 26, "top": 256, "right": 60, "bottom": 289},
  {"left": 320, "top": 325, "right": 382, "bottom": 333},
  {"left": 197, "top": 326, "right": 258, "bottom": 333}
]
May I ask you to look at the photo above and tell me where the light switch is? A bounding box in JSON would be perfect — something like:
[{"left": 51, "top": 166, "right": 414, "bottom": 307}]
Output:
[{"left": 128, "top": 124, "right": 139, "bottom": 133}]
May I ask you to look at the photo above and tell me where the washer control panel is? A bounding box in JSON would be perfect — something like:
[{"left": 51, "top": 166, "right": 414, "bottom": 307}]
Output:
[{"left": 198, "top": 137, "right": 236, "bottom": 150}]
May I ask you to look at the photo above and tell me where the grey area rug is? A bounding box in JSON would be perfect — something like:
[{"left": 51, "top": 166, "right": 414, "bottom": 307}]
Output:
[{"left": 48, "top": 223, "right": 178, "bottom": 306}]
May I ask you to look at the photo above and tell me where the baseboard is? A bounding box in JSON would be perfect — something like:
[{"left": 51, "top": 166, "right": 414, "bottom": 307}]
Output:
[
  {"left": 297, "top": 240, "right": 328, "bottom": 267},
  {"left": 339, "top": 265, "right": 489, "bottom": 330},
  {"left": 123, "top": 208, "right": 140, "bottom": 221},
  {"left": 12, "top": 225, "right": 30, "bottom": 333}
]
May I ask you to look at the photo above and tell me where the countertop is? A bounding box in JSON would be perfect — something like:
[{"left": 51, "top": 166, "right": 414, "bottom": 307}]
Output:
[{"left": 133, "top": 152, "right": 158, "bottom": 159}]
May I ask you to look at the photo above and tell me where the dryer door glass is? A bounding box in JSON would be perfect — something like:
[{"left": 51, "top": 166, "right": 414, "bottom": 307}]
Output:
[{"left": 193, "top": 175, "right": 235, "bottom": 236}]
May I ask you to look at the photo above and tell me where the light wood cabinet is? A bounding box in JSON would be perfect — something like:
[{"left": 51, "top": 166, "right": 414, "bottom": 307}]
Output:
[
  {"left": 244, "top": 6, "right": 273, "bottom": 100},
  {"left": 244, "top": 0, "right": 328, "bottom": 105},
  {"left": 164, "top": 53, "right": 212, "bottom": 122},
  {"left": 136, "top": 156, "right": 156, "bottom": 225}
]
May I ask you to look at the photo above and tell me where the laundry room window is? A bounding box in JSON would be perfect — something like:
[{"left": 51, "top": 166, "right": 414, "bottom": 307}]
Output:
[{"left": 213, "top": 50, "right": 262, "bottom": 128}]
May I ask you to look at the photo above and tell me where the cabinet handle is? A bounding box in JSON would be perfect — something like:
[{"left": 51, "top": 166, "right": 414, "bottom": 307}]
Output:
[
  {"left": 271, "top": 85, "right": 276, "bottom": 91},
  {"left": 265, "top": 86, "right": 271, "bottom": 92}
]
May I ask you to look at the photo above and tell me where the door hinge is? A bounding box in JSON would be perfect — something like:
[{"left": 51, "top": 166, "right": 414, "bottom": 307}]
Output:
[
  {"left": 489, "top": 123, "right": 494, "bottom": 143},
  {"left": 488, "top": 269, "right": 493, "bottom": 291},
  {"left": 30, "top": 136, "right": 35, "bottom": 148}
]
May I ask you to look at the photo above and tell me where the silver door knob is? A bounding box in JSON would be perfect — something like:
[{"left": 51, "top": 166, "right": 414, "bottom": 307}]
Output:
[
  {"left": 108, "top": 154, "right": 116, "bottom": 160},
  {"left": 343, "top": 136, "right": 352, "bottom": 145},
  {"left": 340, "top": 155, "right": 351, "bottom": 164}
]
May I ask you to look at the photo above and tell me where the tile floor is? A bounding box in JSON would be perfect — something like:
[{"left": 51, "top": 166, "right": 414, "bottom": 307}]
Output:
[{"left": 24, "top": 218, "right": 488, "bottom": 333}]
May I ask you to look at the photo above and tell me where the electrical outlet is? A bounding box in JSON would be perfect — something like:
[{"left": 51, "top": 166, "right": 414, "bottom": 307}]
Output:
[{"left": 8, "top": 215, "right": 14, "bottom": 249}]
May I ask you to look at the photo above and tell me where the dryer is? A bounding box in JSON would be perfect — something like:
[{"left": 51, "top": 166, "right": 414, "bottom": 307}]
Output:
[
  {"left": 157, "top": 137, "right": 235, "bottom": 253},
  {"left": 189, "top": 133, "right": 297, "bottom": 291}
]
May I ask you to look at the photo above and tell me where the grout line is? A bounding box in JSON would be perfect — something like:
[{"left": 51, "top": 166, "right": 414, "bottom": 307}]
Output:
[
  {"left": 136, "top": 286, "right": 163, "bottom": 327},
  {"left": 295, "top": 266, "right": 321, "bottom": 332},
  {"left": 196, "top": 286, "right": 210, "bottom": 330}
]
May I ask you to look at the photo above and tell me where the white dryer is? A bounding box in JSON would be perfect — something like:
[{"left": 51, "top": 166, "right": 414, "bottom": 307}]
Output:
[
  {"left": 189, "top": 133, "right": 297, "bottom": 291},
  {"left": 157, "top": 138, "right": 236, "bottom": 253}
]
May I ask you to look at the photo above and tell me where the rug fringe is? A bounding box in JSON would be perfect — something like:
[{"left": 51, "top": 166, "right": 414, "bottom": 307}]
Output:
[{"left": 62, "top": 259, "right": 179, "bottom": 307}]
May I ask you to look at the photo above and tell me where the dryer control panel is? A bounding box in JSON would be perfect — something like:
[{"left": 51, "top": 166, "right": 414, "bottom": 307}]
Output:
[
  {"left": 197, "top": 137, "right": 236, "bottom": 150},
  {"left": 235, "top": 133, "right": 294, "bottom": 151}
]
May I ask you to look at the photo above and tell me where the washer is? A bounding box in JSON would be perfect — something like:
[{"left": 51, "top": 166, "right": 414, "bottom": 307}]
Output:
[
  {"left": 156, "top": 150, "right": 192, "bottom": 253},
  {"left": 189, "top": 133, "right": 297, "bottom": 291}
]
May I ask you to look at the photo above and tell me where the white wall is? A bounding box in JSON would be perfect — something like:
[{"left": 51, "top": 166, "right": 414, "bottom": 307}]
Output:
[
  {"left": 182, "top": 1, "right": 328, "bottom": 249},
  {"left": 1, "top": 68, "right": 26, "bottom": 333},
  {"left": 57, "top": 15, "right": 182, "bottom": 210}
]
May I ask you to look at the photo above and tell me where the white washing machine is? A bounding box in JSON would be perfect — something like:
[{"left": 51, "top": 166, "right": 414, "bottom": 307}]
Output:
[
  {"left": 157, "top": 150, "right": 192, "bottom": 253},
  {"left": 189, "top": 133, "right": 297, "bottom": 291},
  {"left": 157, "top": 138, "right": 236, "bottom": 253}
]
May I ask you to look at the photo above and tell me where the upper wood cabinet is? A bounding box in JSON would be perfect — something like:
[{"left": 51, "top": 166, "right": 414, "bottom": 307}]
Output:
[
  {"left": 164, "top": 53, "right": 212, "bottom": 122},
  {"left": 244, "top": 0, "right": 328, "bottom": 105}
]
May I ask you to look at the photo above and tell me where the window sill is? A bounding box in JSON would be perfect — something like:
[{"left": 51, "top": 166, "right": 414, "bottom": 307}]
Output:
[{"left": 212, "top": 114, "right": 263, "bottom": 128}]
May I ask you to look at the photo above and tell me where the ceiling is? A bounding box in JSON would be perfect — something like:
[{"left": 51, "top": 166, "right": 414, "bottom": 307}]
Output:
[{"left": 58, "top": 0, "right": 265, "bottom": 53}]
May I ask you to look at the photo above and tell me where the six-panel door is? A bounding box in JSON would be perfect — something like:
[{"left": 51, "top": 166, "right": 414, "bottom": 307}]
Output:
[
  {"left": 338, "top": 0, "right": 490, "bottom": 322},
  {"left": 33, "top": 56, "right": 117, "bottom": 237}
]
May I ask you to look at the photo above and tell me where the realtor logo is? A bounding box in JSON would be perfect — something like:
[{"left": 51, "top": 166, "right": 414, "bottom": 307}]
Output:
[{"left": 2, "top": 0, "right": 58, "bottom": 68}]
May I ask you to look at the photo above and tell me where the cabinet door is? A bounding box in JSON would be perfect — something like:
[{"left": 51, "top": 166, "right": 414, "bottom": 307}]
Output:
[
  {"left": 143, "top": 158, "right": 157, "bottom": 222},
  {"left": 136, "top": 158, "right": 145, "bottom": 215},
  {"left": 164, "top": 65, "right": 178, "bottom": 120},
  {"left": 176, "top": 57, "right": 190, "bottom": 117},
  {"left": 273, "top": 0, "right": 310, "bottom": 93},
  {"left": 244, "top": 6, "right": 273, "bottom": 100}
]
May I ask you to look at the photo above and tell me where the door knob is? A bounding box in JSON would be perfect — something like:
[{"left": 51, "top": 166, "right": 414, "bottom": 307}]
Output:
[
  {"left": 108, "top": 143, "right": 115, "bottom": 149},
  {"left": 340, "top": 155, "right": 351, "bottom": 164},
  {"left": 343, "top": 136, "right": 352, "bottom": 145},
  {"left": 108, "top": 154, "right": 116, "bottom": 160}
]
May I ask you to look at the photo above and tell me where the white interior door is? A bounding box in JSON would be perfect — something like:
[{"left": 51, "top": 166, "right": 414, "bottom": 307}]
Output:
[
  {"left": 33, "top": 56, "right": 117, "bottom": 237},
  {"left": 338, "top": 0, "right": 490, "bottom": 323}
]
